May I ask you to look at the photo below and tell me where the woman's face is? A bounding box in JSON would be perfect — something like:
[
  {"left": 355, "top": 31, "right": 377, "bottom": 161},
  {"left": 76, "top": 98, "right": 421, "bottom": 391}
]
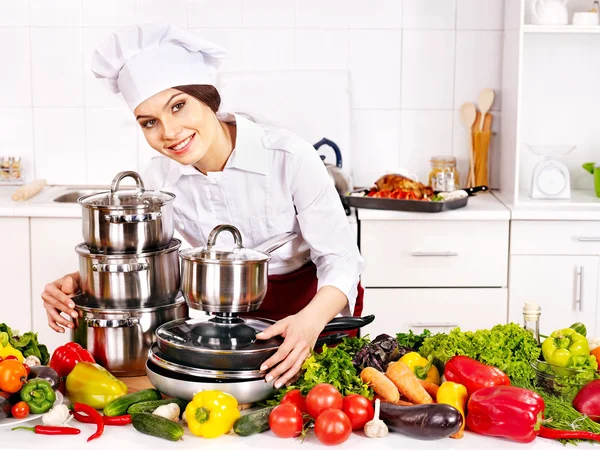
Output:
[{"left": 134, "top": 88, "right": 219, "bottom": 165}]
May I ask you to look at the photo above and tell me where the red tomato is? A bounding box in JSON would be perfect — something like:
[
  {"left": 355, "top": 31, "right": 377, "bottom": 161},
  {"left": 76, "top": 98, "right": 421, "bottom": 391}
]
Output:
[
  {"left": 11, "top": 401, "right": 30, "bottom": 419},
  {"left": 342, "top": 394, "right": 374, "bottom": 430},
  {"left": 306, "top": 384, "right": 343, "bottom": 419},
  {"left": 281, "top": 389, "right": 307, "bottom": 414},
  {"left": 4, "top": 356, "right": 18, "bottom": 361},
  {"left": 314, "top": 409, "right": 352, "bottom": 445},
  {"left": 269, "top": 404, "right": 303, "bottom": 438}
]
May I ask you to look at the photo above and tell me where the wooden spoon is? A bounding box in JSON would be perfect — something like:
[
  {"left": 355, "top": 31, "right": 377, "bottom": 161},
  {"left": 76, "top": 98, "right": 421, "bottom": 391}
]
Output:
[
  {"left": 459, "top": 102, "right": 477, "bottom": 187},
  {"left": 477, "top": 88, "right": 495, "bottom": 131}
]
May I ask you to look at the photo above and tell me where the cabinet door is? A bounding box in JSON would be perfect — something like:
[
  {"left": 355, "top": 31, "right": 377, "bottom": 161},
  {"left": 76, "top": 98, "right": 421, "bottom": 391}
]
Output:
[
  {"left": 508, "top": 255, "right": 599, "bottom": 336},
  {"left": 30, "top": 218, "right": 83, "bottom": 354},
  {"left": 0, "top": 218, "right": 31, "bottom": 332},
  {"left": 360, "top": 288, "right": 507, "bottom": 338}
]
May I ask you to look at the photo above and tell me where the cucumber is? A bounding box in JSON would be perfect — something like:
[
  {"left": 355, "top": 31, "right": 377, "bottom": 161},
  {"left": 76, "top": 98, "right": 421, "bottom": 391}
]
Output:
[
  {"left": 233, "top": 406, "right": 276, "bottom": 437},
  {"left": 132, "top": 412, "right": 184, "bottom": 441},
  {"left": 127, "top": 398, "right": 188, "bottom": 418},
  {"left": 103, "top": 388, "right": 162, "bottom": 417}
]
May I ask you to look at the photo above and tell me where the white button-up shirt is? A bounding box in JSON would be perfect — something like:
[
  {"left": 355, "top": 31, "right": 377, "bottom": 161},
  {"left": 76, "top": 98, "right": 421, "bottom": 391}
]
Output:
[{"left": 143, "top": 113, "right": 364, "bottom": 314}]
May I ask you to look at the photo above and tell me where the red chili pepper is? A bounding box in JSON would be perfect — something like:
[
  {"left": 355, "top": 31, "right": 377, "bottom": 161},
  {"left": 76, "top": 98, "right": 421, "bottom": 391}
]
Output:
[
  {"left": 444, "top": 355, "right": 511, "bottom": 396},
  {"left": 48, "top": 342, "right": 95, "bottom": 379},
  {"left": 539, "top": 426, "right": 600, "bottom": 442},
  {"left": 12, "top": 425, "right": 81, "bottom": 435},
  {"left": 467, "top": 386, "right": 545, "bottom": 443},
  {"left": 103, "top": 414, "right": 132, "bottom": 426},
  {"left": 73, "top": 402, "right": 104, "bottom": 442}
]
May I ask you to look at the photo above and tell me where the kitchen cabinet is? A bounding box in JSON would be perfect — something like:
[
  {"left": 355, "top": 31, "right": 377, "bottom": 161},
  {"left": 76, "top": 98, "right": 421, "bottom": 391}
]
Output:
[
  {"left": 361, "top": 288, "right": 508, "bottom": 338},
  {"left": 30, "top": 217, "right": 83, "bottom": 354},
  {"left": 0, "top": 218, "right": 31, "bottom": 333},
  {"left": 508, "top": 255, "right": 599, "bottom": 336}
]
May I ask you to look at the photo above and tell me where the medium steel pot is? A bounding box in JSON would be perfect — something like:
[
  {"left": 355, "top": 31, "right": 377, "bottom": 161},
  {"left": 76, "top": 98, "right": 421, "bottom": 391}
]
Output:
[
  {"left": 72, "top": 295, "right": 188, "bottom": 377},
  {"left": 179, "top": 225, "right": 297, "bottom": 313},
  {"left": 76, "top": 238, "right": 181, "bottom": 308},
  {"left": 78, "top": 171, "right": 175, "bottom": 254}
]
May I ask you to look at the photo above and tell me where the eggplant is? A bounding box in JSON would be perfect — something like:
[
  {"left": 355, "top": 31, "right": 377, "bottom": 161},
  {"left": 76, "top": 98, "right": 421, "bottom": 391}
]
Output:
[
  {"left": 0, "top": 396, "right": 11, "bottom": 420},
  {"left": 28, "top": 365, "right": 60, "bottom": 391},
  {"left": 379, "top": 402, "right": 463, "bottom": 440}
]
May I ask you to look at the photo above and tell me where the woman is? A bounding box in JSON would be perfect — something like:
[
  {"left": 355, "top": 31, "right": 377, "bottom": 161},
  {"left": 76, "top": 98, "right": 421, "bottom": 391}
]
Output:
[{"left": 41, "top": 24, "right": 364, "bottom": 389}]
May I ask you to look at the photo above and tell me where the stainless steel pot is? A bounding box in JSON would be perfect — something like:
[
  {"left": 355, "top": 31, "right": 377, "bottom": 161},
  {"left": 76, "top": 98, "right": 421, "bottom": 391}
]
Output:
[
  {"left": 72, "top": 295, "right": 188, "bottom": 377},
  {"left": 179, "top": 225, "right": 297, "bottom": 313},
  {"left": 78, "top": 171, "right": 175, "bottom": 254},
  {"left": 76, "top": 238, "right": 181, "bottom": 308}
]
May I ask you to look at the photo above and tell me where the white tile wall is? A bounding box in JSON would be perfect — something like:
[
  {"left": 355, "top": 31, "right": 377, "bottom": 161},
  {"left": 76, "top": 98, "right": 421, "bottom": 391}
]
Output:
[{"left": 1, "top": 0, "right": 505, "bottom": 189}]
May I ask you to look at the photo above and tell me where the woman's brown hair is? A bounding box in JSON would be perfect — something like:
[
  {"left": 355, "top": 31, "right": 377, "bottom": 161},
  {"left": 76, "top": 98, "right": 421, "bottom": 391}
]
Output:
[{"left": 173, "top": 85, "right": 221, "bottom": 113}]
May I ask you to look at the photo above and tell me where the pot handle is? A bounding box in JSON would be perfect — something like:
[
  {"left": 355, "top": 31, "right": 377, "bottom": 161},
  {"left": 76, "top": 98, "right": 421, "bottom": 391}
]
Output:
[
  {"left": 321, "top": 315, "right": 375, "bottom": 332},
  {"left": 92, "top": 263, "right": 149, "bottom": 273},
  {"left": 111, "top": 171, "right": 145, "bottom": 197},
  {"left": 253, "top": 232, "right": 298, "bottom": 254},
  {"left": 84, "top": 317, "right": 140, "bottom": 328},
  {"left": 207, "top": 224, "right": 244, "bottom": 250},
  {"left": 314, "top": 333, "right": 349, "bottom": 348},
  {"left": 104, "top": 211, "right": 162, "bottom": 224}
]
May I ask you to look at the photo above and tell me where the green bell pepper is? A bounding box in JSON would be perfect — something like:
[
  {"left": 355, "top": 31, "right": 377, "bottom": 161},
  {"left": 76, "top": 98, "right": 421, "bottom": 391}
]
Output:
[
  {"left": 570, "top": 322, "right": 587, "bottom": 337},
  {"left": 542, "top": 328, "right": 595, "bottom": 372},
  {"left": 20, "top": 379, "right": 56, "bottom": 414}
]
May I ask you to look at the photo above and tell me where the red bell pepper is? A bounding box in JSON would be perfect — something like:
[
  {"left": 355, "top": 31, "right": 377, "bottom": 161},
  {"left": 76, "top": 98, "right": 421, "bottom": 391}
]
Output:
[
  {"left": 48, "top": 342, "right": 95, "bottom": 379},
  {"left": 444, "top": 355, "right": 510, "bottom": 396},
  {"left": 467, "top": 386, "right": 545, "bottom": 443}
]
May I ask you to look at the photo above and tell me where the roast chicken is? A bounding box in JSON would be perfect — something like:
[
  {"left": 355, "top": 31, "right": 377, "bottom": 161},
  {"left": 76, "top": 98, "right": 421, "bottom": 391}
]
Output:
[{"left": 368, "top": 174, "right": 434, "bottom": 200}]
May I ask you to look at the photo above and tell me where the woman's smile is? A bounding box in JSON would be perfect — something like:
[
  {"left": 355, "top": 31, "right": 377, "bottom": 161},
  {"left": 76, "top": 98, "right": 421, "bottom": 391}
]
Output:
[{"left": 167, "top": 132, "right": 196, "bottom": 156}]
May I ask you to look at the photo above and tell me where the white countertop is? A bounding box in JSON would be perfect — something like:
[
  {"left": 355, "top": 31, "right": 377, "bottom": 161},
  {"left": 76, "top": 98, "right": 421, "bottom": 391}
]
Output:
[
  {"left": 357, "top": 192, "right": 510, "bottom": 221},
  {"left": 0, "top": 415, "right": 589, "bottom": 450},
  {"left": 0, "top": 186, "right": 87, "bottom": 218}
]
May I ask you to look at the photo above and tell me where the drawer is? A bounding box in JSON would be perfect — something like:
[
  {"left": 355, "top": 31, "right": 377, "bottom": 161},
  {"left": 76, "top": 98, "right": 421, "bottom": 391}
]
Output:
[
  {"left": 511, "top": 221, "right": 600, "bottom": 255},
  {"left": 360, "top": 288, "right": 508, "bottom": 338},
  {"left": 360, "top": 220, "right": 509, "bottom": 287}
]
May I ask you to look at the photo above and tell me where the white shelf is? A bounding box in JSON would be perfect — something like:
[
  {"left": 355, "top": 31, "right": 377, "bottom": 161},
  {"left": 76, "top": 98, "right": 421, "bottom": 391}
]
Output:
[
  {"left": 524, "top": 24, "right": 600, "bottom": 33},
  {"left": 518, "top": 189, "right": 600, "bottom": 206}
]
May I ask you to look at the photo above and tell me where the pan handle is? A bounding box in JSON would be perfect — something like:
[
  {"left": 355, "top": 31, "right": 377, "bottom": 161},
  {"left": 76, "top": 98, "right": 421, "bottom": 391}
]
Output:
[
  {"left": 253, "top": 232, "right": 298, "bottom": 254},
  {"left": 321, "top": 315, "right": 375, "bottom": 332},
  {"left": 463, "top": 185, "right": 488, "bottom": 196},
  {"left": 314, "top": 333, "right": 349, "bottom": 349}
]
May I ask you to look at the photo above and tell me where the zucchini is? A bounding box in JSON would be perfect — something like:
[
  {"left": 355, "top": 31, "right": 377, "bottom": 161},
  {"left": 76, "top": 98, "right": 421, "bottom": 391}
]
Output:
[
  {"left": 233, "top": 406, "right": 276, "bottom": 437},
  {"left": 103, "top": 388, "right": 162, "bottom": 417},
  {"left": 127, "top": 398, "right": 188, "bottom": 418},
  {"left": 132, "top": 412, "right": 184, "bottom": 441}
]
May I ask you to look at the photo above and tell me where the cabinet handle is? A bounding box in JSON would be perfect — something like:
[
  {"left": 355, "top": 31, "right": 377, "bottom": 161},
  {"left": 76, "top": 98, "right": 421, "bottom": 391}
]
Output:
[
  {"left": 577, "top": 237, "right": 600, "bottom": 242},
  {"left": 410, "top": 322, "right": 459, "bottom": 328},
  {"left": 411, "top": 252, "right": 459, "bottom": 257},
  {"left": 576, "top": 266, "right": 584, "bottom": 311}
]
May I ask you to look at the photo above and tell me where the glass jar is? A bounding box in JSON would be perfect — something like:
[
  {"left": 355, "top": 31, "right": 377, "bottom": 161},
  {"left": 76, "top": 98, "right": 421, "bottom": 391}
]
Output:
[{"left": 428, "top": 156, "right": 460, "bottom": 192}]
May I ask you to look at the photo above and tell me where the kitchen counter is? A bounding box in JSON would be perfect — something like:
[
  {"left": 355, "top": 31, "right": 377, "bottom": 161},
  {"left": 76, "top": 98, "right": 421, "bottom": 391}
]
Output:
[
  {"left": 357, "top": 192, "right": 510, "bottom": 221},
  {"left": 494, "top": 189, "right": 600, "bottom": 220},
  {"left": 0, "top": 186, "right": 84, "bottom": 218}
]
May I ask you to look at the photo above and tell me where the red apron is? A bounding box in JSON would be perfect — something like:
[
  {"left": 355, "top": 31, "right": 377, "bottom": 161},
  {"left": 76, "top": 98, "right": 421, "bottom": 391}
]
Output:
[{"left": 244, "top": 262, "right": 365, "bottom": 338}]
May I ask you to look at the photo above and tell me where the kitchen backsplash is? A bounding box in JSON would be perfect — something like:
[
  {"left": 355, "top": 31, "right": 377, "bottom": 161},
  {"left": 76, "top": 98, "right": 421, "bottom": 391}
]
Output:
[{"left": 0, "top": 0, "right": 504, "bottom": 188}]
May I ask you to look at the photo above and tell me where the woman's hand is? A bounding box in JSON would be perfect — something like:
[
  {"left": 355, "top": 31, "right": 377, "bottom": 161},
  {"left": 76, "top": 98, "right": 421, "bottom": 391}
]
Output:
[
  {"left": 41, "top": 272, "right": 81, "bottom": 333},
  {"left": 255, "top": 311, "right": 323, "bottom": 389}
]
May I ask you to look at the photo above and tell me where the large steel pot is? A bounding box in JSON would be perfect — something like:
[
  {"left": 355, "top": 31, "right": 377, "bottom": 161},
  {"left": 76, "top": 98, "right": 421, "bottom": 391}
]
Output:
[
  {"left": 76, "top": 238, "right": 181, "bottom": 308},
  {"left": 78, "top": 171, "right": 175, "bottom": 254},
  {"left": 72, "top": 295, "right": 188, "bottom": 377},
  {"left": 180, "top": 225, "right": 297, "bottom": 313}
]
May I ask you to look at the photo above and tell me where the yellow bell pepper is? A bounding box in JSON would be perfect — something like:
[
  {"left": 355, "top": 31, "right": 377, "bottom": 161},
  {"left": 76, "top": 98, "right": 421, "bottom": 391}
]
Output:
[
  {"left": 398, "top": 352, "right": 440, "bottom": 385},
  {"left": 65, "top": 362, "right": 128, "bottom": 409},
  {"left": 0, "top": 343, "right": 23, "bottom": 362},
  {"left": 185, "top": 390, "right": 240, "bottom": 438},
  {"left": 436, "top": 381, "right": 468, "bottom": 439}
]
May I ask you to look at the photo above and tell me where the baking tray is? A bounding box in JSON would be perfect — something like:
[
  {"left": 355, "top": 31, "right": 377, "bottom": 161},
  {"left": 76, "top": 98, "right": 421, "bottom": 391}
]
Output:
[{"left": 345, "top": 190, "right": 469, "bottom": 213}]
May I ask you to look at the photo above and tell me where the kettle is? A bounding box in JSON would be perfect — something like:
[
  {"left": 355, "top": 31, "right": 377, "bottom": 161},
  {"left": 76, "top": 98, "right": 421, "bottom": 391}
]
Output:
[
  {"left": 532, "top": 0, "right": 569, "bottom": 25},
  {"left": 314, "top": 138, "right": 352, "bottom": 196}
]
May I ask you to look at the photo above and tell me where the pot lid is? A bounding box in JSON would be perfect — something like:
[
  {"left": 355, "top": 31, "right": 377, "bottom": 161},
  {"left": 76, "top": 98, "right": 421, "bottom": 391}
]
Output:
[{"left": 78, "top": 171, "right": 174, "bottom": 209}]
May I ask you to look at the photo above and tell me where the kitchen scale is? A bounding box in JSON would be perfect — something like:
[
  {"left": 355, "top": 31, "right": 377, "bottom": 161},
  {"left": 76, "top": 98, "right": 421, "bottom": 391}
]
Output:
[{"left": 527, "top": 144, "right": 575, "bottom": 200}]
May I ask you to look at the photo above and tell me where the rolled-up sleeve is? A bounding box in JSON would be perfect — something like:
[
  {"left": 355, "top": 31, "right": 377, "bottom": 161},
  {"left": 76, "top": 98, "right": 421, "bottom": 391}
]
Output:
[{"left": 287, "top": 139, "right": 365, "bottom": 315}]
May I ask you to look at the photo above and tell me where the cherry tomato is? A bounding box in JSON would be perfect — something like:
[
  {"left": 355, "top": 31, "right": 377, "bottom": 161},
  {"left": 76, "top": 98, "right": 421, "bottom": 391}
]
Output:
[
  {"left": 23, "top": 364, "right": 30, "bottom": 377},
  {"left": 314, "top": 409, "right": 352, "bottom": 445},
  {"left": 281, "top": 389, "right": 307, "bottom": 414},
  {"left": 4, "top": 356, "right": 18, "bottom": 361},
  {"left": 269, "top": 404, "right": 303, "bottom": 438},
  {"left": 0, "top": 360, "right": 27, "bottom": 393},
  {"left": 342, "top": 394, "right": 374, "bottom": 430},
  {"left": 11, "top": 401, "right": 30, "bottom": 419},
  {"left": 306, "top": 384, "right": 343, "bottom": 419}
]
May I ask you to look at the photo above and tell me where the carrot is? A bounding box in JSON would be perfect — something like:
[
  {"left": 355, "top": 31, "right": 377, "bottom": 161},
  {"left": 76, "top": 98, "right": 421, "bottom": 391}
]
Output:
[
  {"left": 419, "top": 380, "right": 439, "bottom": 398},
  {"left": 360, "top": 367, "right": 400, "bottom": 403},
  {"left": 373, "top": 394, "right": 414, "bottom": 406},
  {"left": 385, "top": 361, "right": 433, "bottom": 405}
]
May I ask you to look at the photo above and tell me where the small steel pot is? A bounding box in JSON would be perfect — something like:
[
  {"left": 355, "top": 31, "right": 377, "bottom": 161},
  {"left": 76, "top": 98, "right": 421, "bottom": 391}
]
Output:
[
  {"left": 78, "top": 171, "right": 175, "bottom": 254},
  {"left": 180, "top": 225, "right": 297, "bottom": 313},
  {"left": 72, "top": 295, "right": 188, "bottom": 377},
  {"left": 76, "top": 238, "right": 181, "bottom": 308}
]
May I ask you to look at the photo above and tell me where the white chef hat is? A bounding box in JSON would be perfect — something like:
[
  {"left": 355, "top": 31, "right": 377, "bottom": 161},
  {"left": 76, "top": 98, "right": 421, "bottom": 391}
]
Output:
[{"left": 91, "top": 24, "right": 227, "bottom": 111}]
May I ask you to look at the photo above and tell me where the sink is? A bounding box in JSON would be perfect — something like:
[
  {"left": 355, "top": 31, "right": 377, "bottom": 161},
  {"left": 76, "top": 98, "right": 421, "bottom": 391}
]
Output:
[
  {"left": 52, "top": 190, "right": 103, "bottom": 203},
  {"left": 30, "top": 186, "right": 110, "bottom": 205}
]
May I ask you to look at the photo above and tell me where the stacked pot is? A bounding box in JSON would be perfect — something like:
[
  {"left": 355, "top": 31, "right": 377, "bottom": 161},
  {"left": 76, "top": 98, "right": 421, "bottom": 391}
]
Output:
[{"left": 71, "top": 171, "right": 188, "bottom": 376}]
